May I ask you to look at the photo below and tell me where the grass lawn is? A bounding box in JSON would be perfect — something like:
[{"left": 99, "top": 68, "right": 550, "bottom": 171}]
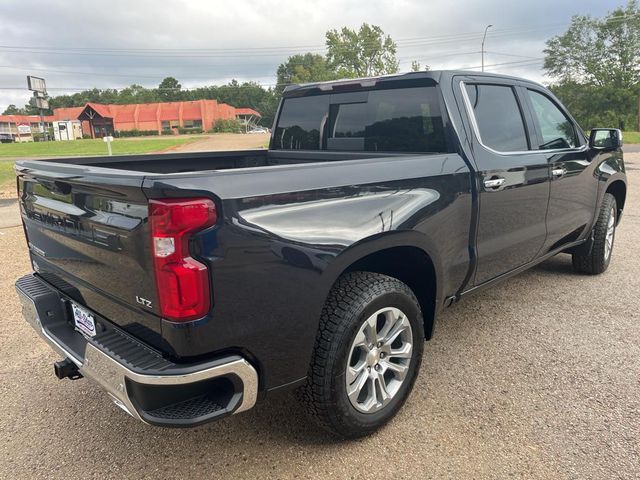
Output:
[
  {"left": 623, "top": 131, "right": 640, "bottom": 144},
  {"left": 0, "top": 136, "right": 201, "bottom": 195},
  {"left": 0, "top": 136, "right": 199, "bottom": 158},
  {"left": 0, "top": 160, "right": 15, "bottom": 191}
]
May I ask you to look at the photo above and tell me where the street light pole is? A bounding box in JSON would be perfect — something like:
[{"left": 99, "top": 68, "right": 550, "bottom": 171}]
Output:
[{"left": 481, "top": 24, "right": 493, "bottom": 72}]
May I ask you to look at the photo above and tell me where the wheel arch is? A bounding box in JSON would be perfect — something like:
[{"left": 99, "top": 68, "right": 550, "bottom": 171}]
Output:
[
  {"left": 605, "top": 179, "right": 626, "bottom": 224},
  {"left": 322, "top": 232, "right": 443, "bottom": 340}
]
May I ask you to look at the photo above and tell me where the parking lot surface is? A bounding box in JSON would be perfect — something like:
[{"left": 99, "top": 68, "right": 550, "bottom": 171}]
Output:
[{"left": 0, "top": 155, "right": 638, "bottom": 480}]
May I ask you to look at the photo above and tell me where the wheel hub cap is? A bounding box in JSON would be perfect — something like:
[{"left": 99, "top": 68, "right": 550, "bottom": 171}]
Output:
[
  {"left": 345, "top": 307, "right": 413, "bottom": 414},
  {"left": 366, "top": 348, "right": 380, "bottom": 366}
]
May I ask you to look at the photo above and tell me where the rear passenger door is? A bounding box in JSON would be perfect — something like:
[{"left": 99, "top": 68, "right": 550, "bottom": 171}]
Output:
[{"left": 457, "top": 78, "right": 550, "bottom": 285}]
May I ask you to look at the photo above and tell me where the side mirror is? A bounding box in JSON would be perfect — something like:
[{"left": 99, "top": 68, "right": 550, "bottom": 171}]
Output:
[{"left": 589, "top": 128, "right": 623, "bottom": 150}]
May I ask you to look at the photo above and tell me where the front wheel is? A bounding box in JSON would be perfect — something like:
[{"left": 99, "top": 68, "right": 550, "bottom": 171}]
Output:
[
  {"left": 572, "top": 193, "right": 617, "bottom": 274},
  {"left": 297, "top": 272, "right": 424, "bottom": 438}
]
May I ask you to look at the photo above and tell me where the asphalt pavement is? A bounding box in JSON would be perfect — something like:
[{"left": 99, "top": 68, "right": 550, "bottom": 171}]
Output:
[{"left": 623, "top": 144, "right": 640, "bottom": 153}]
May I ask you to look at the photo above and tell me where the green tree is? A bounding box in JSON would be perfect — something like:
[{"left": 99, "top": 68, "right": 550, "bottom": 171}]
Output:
[
  {"left": 544, "top": 2, "right": 640, "bottom": 87},
  {"left": 325, "top": 23, "right": 399, "bottom": 77},
  {"left": 2, "top": 104, "right": 26, "bottom": 115},
  {"left": 118, "top": 84, "right": 158, "bottom": 104},
  {"left": 549, "top": 81, "right": 637, "bottom": 130},
  {"left": 544, "top": 1, "right": 640, "bottom": 129},
  {"left": 157, "top": 76, "right": 182, "bottom": 101},
  {"left": 410, "top": 61, "right": 430, "bottom": 72},
  {"left": 276, "top": 53, "right": 339, "bottom": 91}
]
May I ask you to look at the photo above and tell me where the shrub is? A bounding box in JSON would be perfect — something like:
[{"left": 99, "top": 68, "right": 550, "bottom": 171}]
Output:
[
  {"left": 211, "top": 119, "right": 243, "bottom": 133},
  {"left": 161, "top": 129, "right": 174, "bottom": 136},
  {"left": 177, "top": 127, "right": 204, "bottom": 135},
  {"left": 114, "top": 129, "right": 159, "bottom": 137},
  {"left": 32, "top": 127, "right": 54, "bottom": 141}
]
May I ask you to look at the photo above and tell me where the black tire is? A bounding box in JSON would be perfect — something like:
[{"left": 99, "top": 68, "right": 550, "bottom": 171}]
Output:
[
  {"left": 572, "top": 193, "right": 617, "bottom": 274},
  {"left": 297, "top": 271, "right": 424, "bottom": 438}
]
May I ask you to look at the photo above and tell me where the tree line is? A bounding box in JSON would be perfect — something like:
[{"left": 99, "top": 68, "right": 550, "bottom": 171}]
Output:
[
  {"left": 545, "top": 0, "right": 640, "bottom": 131},
  {"left": 2, "top": 79, "right": 281, "bottom": 127},
  {"left": 4, "top": 4, "right": 640, "bottom": 132}
]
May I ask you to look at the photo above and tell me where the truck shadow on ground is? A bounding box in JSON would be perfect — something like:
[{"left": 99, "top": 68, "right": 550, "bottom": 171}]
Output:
[{"left": 528, "top": 252, "right": 578, "bottom": 275}]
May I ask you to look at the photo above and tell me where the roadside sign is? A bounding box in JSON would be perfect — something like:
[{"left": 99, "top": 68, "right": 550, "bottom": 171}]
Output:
[
  {"left": 103, "top": 135, "right": 114, "bottom": 156},
  {"left": 27, "top": 76, "right": 46, "bottom": 93},
  {"left": 17, "top": 124, "right": 31, "bottom": 134},
  {"left": 29, "top": 97, "right": 49, "bottom": 110}
]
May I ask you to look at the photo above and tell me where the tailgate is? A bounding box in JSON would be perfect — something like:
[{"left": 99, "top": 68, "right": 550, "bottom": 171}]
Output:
[{"left": 16, "top": 161, "right": 160, "bottom": 323}]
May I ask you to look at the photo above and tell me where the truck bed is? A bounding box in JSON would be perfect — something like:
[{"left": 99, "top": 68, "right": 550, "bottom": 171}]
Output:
[{"left": 31, "top": 149, "right": 405, "bottom": 174}]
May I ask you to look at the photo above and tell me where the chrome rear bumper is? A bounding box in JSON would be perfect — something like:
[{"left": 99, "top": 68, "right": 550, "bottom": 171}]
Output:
[{"left": 16, "top": 274, "right": 258, "bottom": 426}]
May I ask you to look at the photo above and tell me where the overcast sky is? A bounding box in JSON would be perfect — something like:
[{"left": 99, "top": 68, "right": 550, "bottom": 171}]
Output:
[{"left": 0, "top": 0, "right": 621, "bottom": 112}]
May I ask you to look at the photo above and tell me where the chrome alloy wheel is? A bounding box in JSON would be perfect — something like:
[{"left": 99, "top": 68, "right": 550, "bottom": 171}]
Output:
[
  {"left": 346, "top": 307, "right": 413, "bottom": 414},
  {"left": 605, "top": 206, "right": 616, "bottom": 260}
]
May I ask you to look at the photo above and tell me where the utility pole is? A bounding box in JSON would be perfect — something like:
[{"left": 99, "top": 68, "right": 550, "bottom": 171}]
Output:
[
  {"left": 39, "top": 103, "right": 45, "bottom": 142},
  {"left": 481, "top": 24, "right": 493, "bottom": 72}
]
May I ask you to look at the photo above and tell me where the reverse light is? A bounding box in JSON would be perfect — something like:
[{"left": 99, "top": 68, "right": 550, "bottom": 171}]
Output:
[{"left": 149, "top": 198, "right": 217, "bottom": 322}]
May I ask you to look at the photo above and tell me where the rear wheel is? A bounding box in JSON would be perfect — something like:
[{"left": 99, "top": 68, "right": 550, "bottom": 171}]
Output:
[
  {"left": 572, "top": 193, "right": 617, "bottom": 274},
  {"left": 297, "top": 272, "right": 424, "bottom": 438}
]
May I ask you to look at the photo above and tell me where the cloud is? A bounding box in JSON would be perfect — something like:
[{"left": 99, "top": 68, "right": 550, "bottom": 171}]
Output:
[{"left": 0, "top": 0, "right": 618, "bottom": 112}]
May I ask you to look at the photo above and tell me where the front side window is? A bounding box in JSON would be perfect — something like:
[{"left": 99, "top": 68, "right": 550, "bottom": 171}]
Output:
[
  {"left": 526, "top": 90, "right": 577, "bottom": 150},
  {"left": 465, "top": 83, "right": 529, "bottom": 152},
  {"left": 273, "top": 86, "right": 447, "bottom": 153}
]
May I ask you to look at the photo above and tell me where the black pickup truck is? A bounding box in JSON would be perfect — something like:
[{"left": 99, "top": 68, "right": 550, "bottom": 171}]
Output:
[{"left": 15, "top": 71, "right": 626, "bottom": 438}]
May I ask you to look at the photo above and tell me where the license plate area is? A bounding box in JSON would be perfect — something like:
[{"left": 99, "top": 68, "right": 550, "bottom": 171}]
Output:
[{"left": 71, "top": 302, "right": 96, "bottom": 338}]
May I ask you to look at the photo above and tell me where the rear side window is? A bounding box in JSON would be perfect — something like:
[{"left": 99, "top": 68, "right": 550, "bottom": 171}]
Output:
[
  {"left": 526, "top": 89, "right": 578, "bottom": 149},
  {"left": 273, "top": 86, "right": 447, "bottom": 153},
  {"left": 465, "top": 84, "right": 528, "bottom": 152}
]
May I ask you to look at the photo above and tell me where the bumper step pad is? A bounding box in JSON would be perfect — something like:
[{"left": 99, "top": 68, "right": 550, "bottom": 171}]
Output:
[{"left": 16, "top": 273, "right": 259, "bottom": 427}]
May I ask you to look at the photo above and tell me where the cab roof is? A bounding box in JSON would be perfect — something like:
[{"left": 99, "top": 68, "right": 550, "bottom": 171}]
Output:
[{"left": 282, "top": 70, "right": 545, "bottom": 97}]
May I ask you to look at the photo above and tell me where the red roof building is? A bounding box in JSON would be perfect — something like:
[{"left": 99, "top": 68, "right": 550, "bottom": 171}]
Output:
[
  {"left": 0, "top": 114, "right": 53, "bottom": 141},
  {"left": 53, "top": 99, "right": 260, "bottom": 138},
  {"left": 0, "top": 99, "right": 261, "bottom": 140}
]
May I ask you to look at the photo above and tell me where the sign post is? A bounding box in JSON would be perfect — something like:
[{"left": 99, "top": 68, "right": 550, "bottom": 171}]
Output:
[
  {"left": 27, "top": 76, "right": 48, "bottom": 141},
  {"left": 103, "top": 135, "right": 114, "bottom": 156}
]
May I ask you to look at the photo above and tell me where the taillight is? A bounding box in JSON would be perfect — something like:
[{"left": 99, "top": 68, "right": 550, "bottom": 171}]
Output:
[{"left": 149, "top": 198, "right": 217, "bottom": 322}]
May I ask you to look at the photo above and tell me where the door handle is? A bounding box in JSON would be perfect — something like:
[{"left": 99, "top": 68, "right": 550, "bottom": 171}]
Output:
[
  {"left": 483, "top": 177, "right": 505, "bottom": 189},
  {"left": 551, "top": 167, "right": 566, "bottom": 177}
]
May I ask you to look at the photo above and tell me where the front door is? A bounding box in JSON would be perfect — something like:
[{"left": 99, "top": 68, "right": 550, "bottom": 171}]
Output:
[
  {"left": 521, "top": 87, "right": 594, "bottom": 252},
  {"left": 457, "top": 79, "right": 550, "bottom": 285}
]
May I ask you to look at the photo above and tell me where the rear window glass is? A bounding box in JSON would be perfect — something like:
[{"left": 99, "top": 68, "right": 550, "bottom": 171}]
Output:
[
  {"left": 273, "top": 86, "right": 447, "bottom": 153},
  {"left": 273, "top": 95, "right": 329, "bottom": 150}
]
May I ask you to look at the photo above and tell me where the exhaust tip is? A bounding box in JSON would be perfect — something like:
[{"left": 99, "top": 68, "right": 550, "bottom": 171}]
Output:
[{"left": 54, "top": 359, "right": 82, "bottom": 380}]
